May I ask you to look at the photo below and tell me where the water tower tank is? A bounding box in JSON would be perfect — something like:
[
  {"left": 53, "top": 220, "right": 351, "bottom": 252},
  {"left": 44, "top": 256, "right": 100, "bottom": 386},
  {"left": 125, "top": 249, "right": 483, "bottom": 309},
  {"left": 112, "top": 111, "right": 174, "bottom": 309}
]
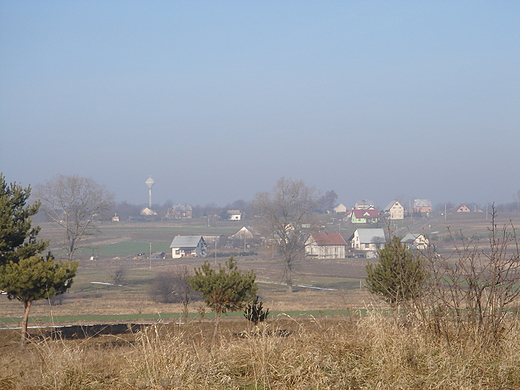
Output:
[{"left": 145, "top": 177, "right": 155, "bottom": 208}]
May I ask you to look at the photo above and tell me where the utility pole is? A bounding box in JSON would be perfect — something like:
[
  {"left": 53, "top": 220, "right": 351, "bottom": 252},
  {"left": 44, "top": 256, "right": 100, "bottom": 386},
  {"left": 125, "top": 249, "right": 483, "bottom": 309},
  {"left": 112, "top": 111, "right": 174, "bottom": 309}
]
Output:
[
  {"left": 149, "top": 242, "right": 152, "bottom": 269},
  {"left": 214, "top": 238, "right": 218, "bottom": 265}
]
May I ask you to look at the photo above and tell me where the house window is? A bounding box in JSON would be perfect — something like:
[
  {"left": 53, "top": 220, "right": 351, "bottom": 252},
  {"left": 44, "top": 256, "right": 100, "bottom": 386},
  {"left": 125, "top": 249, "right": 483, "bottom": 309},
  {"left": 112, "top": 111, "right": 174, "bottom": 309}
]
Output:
[
  {"left": 175, "top": 250, "right": 180, "bottom": 255},
  {"left": 364, "top": 243, "right": 369, "bottom": 249}
]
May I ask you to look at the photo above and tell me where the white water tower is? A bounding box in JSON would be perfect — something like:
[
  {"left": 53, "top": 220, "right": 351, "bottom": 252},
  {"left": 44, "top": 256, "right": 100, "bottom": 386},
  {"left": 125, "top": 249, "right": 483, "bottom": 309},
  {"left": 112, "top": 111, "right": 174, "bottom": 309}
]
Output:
[{"left": 145, "top": 176, "right": 155, "bottom": 208}]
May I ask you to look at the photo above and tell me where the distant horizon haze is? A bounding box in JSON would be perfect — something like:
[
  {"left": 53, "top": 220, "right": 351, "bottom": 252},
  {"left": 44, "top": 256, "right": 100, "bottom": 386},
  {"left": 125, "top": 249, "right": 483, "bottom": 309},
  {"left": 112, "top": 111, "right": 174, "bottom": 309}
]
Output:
[{"left": 1, "top": 2, "right": 519, "bottom": 209}]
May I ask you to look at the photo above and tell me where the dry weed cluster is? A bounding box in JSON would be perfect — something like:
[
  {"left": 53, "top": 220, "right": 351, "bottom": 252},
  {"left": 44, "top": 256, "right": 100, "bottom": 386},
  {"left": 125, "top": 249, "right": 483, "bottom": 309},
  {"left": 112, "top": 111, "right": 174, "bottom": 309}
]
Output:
[{"left": 1, "top": 312, "right": 520, "bottom": 389}]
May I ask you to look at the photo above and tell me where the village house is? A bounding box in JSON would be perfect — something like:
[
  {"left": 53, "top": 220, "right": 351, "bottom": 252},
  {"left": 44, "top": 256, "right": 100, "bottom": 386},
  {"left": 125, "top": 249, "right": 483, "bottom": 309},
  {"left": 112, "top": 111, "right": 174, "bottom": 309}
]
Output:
[
  {"left": 167, "top": 204, "right": 193, "bottom": 219},
  {"left": 453, "top": 204, "right": 471, "bottom": 213},
  {"left": 413, "top": 199, "right": 432, "bottom": 214},
  {"left": 305, "top": 232, "right": 347, "bottom": 259},
  {"left": 169, "top": 235, "right": 207, "bottom": 258},
  {"left": 228, "top": 226, "right": 261, "bottom": 241},
  {"left": 228, "top": 226, "right": 262, "bottom": 247},
  {"left": 333, "top": 203, "right": 348, "bottom": 213},
  {"left": 140, "top": 207, "right": 157, "bottom": 216},
  {"left": 349, "top": 228, "right": 386, "bottom": 252},
  {"left": 351, "top": 209, "right": 379, "bottom": 224},
  {"left": 354, "top": 199, "right": 375, "bottom": 210},
  {"left": 227, "top": 210, "right": 242, "bottom": 221},
  {"left": 383, "top": 200, "right": 404, "bottom": 220},
  {"left": 401, "top": 233, "right": 429, "bottom": 250}
]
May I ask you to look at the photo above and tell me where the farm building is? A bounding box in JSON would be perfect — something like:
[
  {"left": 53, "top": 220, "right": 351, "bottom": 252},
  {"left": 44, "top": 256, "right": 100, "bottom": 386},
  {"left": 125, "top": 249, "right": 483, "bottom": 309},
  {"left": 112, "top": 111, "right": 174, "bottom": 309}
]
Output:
[
  {"left": 169, "top": 235, "right": 207, "bottom": 258},
  {"left": 305, "top": 232, "right": 347, "bottom": 259}
]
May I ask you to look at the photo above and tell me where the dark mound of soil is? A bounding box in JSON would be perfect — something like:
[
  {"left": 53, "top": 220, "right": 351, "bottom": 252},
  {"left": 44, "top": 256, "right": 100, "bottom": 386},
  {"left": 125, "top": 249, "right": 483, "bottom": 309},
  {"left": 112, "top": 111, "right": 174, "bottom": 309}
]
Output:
[{"left": 47, "top": 323, "right": 148, "bottom": 339}]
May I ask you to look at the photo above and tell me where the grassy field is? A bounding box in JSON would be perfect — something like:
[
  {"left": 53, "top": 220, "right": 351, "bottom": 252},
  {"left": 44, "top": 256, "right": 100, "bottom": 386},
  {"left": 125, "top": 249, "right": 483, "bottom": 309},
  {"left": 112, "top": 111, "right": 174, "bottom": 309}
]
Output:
[
  {"left": 2, "top": 213, "right": 520, "bottom": 389},
  {"left": 3, "top": 211, "right": 520, "bottom": 326},
  {"left": 2, "top": 314, "right": 520, "bottom": 389}
]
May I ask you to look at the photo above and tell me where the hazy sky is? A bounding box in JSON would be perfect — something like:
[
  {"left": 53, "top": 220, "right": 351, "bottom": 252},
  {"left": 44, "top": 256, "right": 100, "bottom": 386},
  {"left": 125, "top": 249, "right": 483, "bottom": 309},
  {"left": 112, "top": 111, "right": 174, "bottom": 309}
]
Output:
[{"left": 1, "top": 1, "right": 519, "bottom": 208}]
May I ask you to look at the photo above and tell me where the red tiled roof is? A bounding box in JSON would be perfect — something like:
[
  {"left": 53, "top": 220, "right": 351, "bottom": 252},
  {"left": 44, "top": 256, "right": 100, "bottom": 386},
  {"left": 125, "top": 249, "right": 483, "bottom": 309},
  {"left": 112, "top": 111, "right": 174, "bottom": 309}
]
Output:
[{"left": 311, "top": 232, "right": 347, "bottom": 246}]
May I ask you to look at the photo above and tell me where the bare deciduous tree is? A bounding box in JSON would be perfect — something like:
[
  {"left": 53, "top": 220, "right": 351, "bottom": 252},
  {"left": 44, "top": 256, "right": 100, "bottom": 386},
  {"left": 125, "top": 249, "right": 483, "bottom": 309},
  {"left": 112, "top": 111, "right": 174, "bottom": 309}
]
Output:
[
  {"left": 174, "top": 265, "right": 192, "bottom": 319},
  {"left": 35, "top": 175, "right": 114, "bottom": 260},
  {"left": 253, "top": 178, "right": 320, "bottom": 292},
  {"left": 419, "top": 208, "right": 520, "bottom": 346},
  {"left": 150, "top": 266, "right": 193, "bottom": 319},
  {"left": 111, "top": 266, "right": 127, "bottom": 286}
]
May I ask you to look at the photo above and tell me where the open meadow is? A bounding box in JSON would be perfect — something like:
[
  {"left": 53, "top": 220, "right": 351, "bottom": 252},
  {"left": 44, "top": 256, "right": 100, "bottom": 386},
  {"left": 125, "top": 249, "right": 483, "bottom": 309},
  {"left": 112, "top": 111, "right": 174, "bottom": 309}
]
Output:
[{"left": 3, "top": 211, "right": 520, "bottom": 325}]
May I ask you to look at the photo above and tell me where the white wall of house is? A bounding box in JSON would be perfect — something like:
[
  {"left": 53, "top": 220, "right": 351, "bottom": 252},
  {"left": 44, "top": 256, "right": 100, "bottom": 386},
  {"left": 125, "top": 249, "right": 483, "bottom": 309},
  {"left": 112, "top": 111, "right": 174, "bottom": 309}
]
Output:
[
  {"left": 306, "top": 243, "right": 345, "bottom": 259},
  {"left": 388, "top": 202, "right": 404, "bottom": 219}
]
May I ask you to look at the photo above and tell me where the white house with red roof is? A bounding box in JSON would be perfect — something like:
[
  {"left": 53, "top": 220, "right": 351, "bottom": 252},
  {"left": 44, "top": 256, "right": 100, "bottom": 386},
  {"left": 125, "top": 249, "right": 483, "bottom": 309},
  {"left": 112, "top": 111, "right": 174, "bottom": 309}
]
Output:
[
  {"left": 305, "top": 232, "right": 347, "bottom": 259},
  {"left": 351, "top": 209, "right": 379, "bottom": 224}
]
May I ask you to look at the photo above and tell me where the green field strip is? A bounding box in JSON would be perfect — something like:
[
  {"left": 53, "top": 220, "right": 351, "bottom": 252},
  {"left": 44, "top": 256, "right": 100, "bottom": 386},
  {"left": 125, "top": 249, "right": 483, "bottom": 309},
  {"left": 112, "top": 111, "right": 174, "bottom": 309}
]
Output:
[{"left": 0, "top": 309, "right": 372, "bottom": 326}]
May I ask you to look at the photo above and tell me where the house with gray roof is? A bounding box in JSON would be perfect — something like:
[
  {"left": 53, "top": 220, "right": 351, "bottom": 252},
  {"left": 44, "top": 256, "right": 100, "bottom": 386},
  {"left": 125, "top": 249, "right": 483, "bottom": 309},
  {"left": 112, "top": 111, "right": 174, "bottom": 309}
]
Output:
[
  {"left": 169, "top": 235, "right": 207, "bottom": 258},
  {"left": 402, "top": 233, "right": 429, "bottom": 250},
  {"left": 349, "top": 228, "right": 386, "bottom": 252}
]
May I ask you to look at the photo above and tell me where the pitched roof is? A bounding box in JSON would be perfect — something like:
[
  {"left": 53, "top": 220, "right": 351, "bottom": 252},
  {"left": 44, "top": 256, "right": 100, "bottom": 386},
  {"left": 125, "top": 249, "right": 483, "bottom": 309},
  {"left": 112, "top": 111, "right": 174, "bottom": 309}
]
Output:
[
  {"left": 170, "top": 235, "right": 205, "bottom": 248},
  {"left": 453, "top": 204, "right": 470, "bottom": 212},
  {"left": 310, "top": 232, "right": 347, "bottom": 246},
  {"left": 229, "top": 226, "right": 261, "bottom": 239},
  {"left": 384, "top": 200, "right": 402, "bottom": 211},
  {"left": 402, "top": 233, "right": 422, "bottom": 243},
  {"left": 353, "top": 228, "right": 386, "bottom": 244},
  {"left": 352, "top": 209, "right": 379, "bottom": 218}
]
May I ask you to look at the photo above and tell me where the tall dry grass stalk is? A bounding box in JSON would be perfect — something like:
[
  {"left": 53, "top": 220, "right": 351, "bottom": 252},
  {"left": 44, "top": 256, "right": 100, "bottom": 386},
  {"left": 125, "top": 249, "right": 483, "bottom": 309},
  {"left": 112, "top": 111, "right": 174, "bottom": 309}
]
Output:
[{"left": 2, "top": 313, "right": 520, "bottom": 389}]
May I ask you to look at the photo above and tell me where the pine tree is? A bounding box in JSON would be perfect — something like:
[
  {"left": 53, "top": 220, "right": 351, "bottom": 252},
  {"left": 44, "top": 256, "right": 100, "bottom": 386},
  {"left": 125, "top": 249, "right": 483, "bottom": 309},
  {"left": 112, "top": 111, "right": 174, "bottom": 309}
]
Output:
[
  {"left": 0, "top": 254, "right": 77, "bottom": 345},
  {"left": 365, "top": 236, "right": 427, "bottom": 310},
  {"left": 188, "top": 257, "right": 257, "bottom": 342},
  {"left": 0, "top": 174, "right": 47, "bottom": 266},
  {"left": 0, "top": 174, "right": 78, "bottom": 346}
]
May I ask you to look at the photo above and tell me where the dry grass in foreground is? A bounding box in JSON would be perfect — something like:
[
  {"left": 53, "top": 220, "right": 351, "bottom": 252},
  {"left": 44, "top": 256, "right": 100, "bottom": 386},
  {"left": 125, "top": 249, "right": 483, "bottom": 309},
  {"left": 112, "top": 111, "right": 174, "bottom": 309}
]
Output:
[{"left": 1, "top": 312, "right": 520, "bottom": 390}]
